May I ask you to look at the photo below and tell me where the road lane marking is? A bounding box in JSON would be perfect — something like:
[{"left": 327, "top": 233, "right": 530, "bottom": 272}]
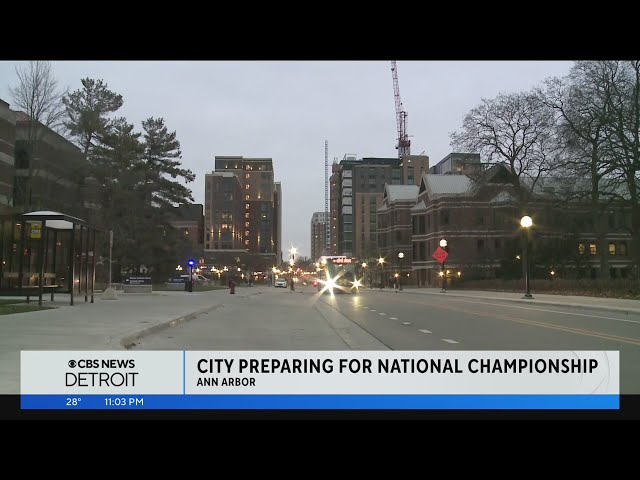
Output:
[
  {"left": 379, "top": 313, "right": 387, "bottom": 316},
  {"left": 442, "top": 339, "right": 459, "bottom": 344},
  {"left": 452, "top": 299, "right": 640, "bottom": 324},
  {"left": 419, "top": 329, "right": 432, "bottom": 334},
  {"left": 390, "top": 317, "right": 398, "bottom": 320},
  {"left": 397, "top": 297, "right": 640, "bottom": 346},
  {"left": 402, "top": 322, "right": 412, "bottom": 325},
  {"left": 371, "top": 309, "right": 377, "bottom": 312},
  {"left": 435, "top": 302, "right": 640, "bottom": 346}
]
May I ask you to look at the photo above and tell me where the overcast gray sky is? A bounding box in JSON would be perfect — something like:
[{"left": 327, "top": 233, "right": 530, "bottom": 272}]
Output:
[{"left": 0, "top": 61, "right": 574, "bottom": 258}]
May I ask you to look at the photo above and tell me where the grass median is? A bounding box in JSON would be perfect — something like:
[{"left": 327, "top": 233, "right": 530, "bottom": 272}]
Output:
[{"left": 0, "top": 299, "right": 53, "bottom": 315}]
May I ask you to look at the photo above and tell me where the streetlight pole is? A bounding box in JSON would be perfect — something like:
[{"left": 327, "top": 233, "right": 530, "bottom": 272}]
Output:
[
  {"left": 397, "top": 252, "right": 404, "bottom": 291},
  {"left": 439, "top": 239, "right": 447, "bottom": 293},
  {"left": 361, "top": 262, "right": 367, "bottom": 289},
  {"left": 520, "top": 216, "right": 533, "bottom": 299},
  {"left": 377, "top": 257, "right": 385, "bottom": 289}
]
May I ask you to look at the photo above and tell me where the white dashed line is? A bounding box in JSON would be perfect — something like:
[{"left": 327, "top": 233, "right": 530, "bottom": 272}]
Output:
[
  {"left": 390, "top": 317, "right": 398, "bottom": 320},
  {"left": 402, "top": 322, "right": 412, "bottom": 325},
  {"left": 442, "top": 339, "right": 459, "bottom": 344},
  {"left": 379, "top": 313, "right": 386, "bottom": 316},
  {"left": 419, "top": 329, "right": 432, "bottom": 334},
  {"left": 371, "top": 309, "right": 377, "bottom": 312}
]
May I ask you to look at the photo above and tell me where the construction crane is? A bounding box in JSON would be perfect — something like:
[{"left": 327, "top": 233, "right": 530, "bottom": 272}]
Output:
[{"left": 391, "top": 61, "right": 410, "bottom": 158}]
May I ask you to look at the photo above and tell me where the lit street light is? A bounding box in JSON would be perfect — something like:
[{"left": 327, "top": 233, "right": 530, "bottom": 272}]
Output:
[
  {"left": 439, "top": 239, "right": 447, "bottom": 293},
  {"left": 361, "top": 262, "right": 367, "bottom": 288},
  {"left": 378, "top": 257, "right": 385, "bottom": 289},
  {"left": 397, "top": 252, "right": 404, "bottom": 291},
  {"left": 520, "top": 215, "right": 533, "bottom": 299}
]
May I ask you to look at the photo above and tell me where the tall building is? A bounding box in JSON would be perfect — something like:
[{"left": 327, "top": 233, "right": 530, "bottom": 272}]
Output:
[
  {"left": 310, "top": 212, "right": 327, "bottom": 261},
  {"left": 330, "top": 154, "right": 429, "bottom": 260},
  {"left": 204, "top": 172, "right": 243, "bottom": 250},
  {"left": 329, "top": 162, "right": 340, "bottom": 255},
  {"left": 273, "top": 182, "right": 282, "bottom": 264},
  {"left": 207, "top": 156, "right": 281, "bottom": 268},
  {"left": 0, "top": 100, "right": 15, "bottom": 215}
]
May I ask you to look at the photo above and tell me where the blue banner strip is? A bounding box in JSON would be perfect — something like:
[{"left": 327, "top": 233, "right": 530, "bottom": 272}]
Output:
[{"left": 20, "top": 394, "right": 619, "bottom": 410}]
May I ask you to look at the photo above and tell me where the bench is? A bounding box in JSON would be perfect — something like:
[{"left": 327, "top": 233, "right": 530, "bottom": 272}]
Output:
[{"left": 25, "top": 284, "right": 61, "bottom": 303}]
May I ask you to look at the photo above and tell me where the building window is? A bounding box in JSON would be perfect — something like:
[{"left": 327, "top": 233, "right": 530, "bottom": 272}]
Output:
[
  {"left": 245, "top": 213, "right": 250, "bottom": 219},
  {"left": 441, "top": 210, "right": 450, "bottom": 225},
  {"left": 620, "top": 242, "right": 627, "bottom": 256},
  {"left": 494, "top": 239, "right": 501, "bottom": 249},
  {"left": 245, "top": 222, "right": 250, "bottom": 227},
  {"left": 245, "top": 240, "right": 249, "bottom": 245},
  {"left": 245, "top": 195, "right": 250, "bottom": 200},
  {"left": 245, "top": 204, "right": 250, "bottom": 209},
  {"left": 477, "top": 239, "right": 484, "bottom": 252},
  {"left": 245, "top": 231, "right": 250, "bottom": 237},
  {"left": 245, "top": 184, "right": 250, "bottom": 190},
  {"left": 589, "top": 243, "right": 597, "bottom": 255},
  {"left": 609, "top": 243, "right": 616, "bottom": 255},
  {"left": 184, "top": 229, "right": 189, "bottom": 236},
  {"left": 578, "top": 243, "right": 585, "bottom": 255}
]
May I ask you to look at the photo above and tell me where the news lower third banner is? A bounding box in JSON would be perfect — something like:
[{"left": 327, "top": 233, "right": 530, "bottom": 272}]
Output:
[{"left": 20, "top": 351, "right": 619, "bottom": 409}]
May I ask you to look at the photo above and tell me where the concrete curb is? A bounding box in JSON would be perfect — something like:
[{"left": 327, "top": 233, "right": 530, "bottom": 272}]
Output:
[
  {"left": 375, "top": 289, "right": 640, "bottom": 315},
  {"left": 119, "top": 289, "right": 265, "bottom": 349},
  {"left": 121, "top": 303, "right": 226, "bottom": 349}
]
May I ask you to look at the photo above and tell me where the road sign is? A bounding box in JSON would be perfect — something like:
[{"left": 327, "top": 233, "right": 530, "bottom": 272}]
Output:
[{"left": 432, "top": 246, "right": 448, "bottom": 264}]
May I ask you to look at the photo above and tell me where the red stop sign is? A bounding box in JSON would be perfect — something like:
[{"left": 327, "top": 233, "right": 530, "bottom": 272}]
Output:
[{"left": 432, "top": 246, "right": 448, "bottom": 264}]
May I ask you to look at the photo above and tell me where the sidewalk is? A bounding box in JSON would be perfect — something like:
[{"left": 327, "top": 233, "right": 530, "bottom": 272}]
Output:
[
  {"left": 0, "top": 285, "right": 388, "bottom": 393},
  {"left": 379, "top": 287, "right": 640, "bottom": 315},
  {"left": 0, "top": 287, "right": 259, "bottom": 393}
]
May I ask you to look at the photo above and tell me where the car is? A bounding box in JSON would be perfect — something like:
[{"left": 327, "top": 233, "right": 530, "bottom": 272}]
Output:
[
  {"left": 194, "top": 274, "right": 210, "bottom": 285},
  {"left": 275, "top": 278, "right": 287, "bottom": 288},
  {"left": 179, "top": 274, "right": 210, "bottom": 285}
]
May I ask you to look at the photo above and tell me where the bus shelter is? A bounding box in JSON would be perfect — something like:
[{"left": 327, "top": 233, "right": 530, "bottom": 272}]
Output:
[{"left": 0, "top": 211, "right": 100, "bottom": 306}]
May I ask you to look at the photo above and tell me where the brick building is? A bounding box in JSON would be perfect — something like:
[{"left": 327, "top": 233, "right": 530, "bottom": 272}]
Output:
[
  {"left": 410, "top": 164, "right": 634, "bottom": 287},
  {"left": 377, "top": 185, "right": 419, "bottom": 285}
]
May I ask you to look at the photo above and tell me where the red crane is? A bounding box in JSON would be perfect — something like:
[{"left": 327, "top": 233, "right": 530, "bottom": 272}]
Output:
[{"left": 391, "top": 61, "right": 410, "bottom": 158}]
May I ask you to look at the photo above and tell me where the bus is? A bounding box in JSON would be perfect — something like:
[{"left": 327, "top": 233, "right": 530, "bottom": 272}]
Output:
[{"left": 316, "top": 256, "right": 361, "bottom": 294}]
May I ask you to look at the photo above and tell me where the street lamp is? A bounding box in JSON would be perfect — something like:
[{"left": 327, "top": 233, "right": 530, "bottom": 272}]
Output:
[
  {"left": 377, "top": 257, "right": 385, "bottom": 289},
  {"left": 187, "top": 259, "right": 195, "bottom": 292},
  {"left": 520, "top": 215, "right": 533, "bottom": 299},
  {"left": 361, "top": 262, "right": 367, "bottom": 288},
  {"left": 439, "top": 239, "right": 447, "bottom": 293},
  {"left": 397, "top": 252, "right": 404, "bottom": 290}
]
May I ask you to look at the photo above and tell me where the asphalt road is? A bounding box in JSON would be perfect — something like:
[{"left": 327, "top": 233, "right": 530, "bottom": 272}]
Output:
[{"left": 133, "top": 284, "right": 640, "bottom": 393}]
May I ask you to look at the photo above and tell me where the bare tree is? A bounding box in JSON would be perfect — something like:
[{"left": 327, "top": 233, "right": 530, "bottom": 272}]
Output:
[
  {"left": 9, "top": 61, "right": 67, "bottom": 138},
  {"left": 606, "top": 61, "right": 640, "bottom": 272},
  {"left": 9, "top": 61, "right": 68, "bottom": 211},
  {"left": 450, "top": 90, "right": 559, "bottom": 210},
  {"left": 540, "top": 61, "right": 621, "bottom": 279}
]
